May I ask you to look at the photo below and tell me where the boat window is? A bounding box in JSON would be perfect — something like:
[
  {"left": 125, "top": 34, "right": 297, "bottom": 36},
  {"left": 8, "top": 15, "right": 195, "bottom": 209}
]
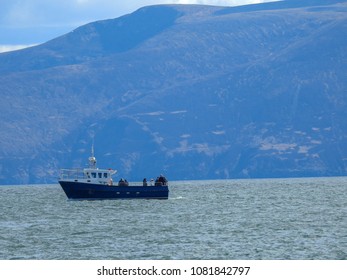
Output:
[
  {"left": 104, "top": 173, "right": 108, "bottom": 178},
  {"left": 98, "top": 173, "right": 102, "bottom": 178},
  {"left": 91, "top": 172, "right": 96, "bottom": 178}
]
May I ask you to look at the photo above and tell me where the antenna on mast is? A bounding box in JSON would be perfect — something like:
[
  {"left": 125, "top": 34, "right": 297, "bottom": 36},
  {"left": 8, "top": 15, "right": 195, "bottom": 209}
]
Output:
[{"left": 88, "top": 138, "right": 97, "bottom": 169}]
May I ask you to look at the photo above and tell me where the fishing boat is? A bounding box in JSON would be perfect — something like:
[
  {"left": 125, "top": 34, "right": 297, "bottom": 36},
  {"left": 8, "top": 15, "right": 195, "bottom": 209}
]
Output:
[{"left": 58, "top": 148, "right": 169, "bottom": 200}]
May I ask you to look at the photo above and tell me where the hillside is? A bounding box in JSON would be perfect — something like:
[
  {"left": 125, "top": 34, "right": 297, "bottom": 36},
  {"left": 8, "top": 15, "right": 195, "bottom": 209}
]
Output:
[{"left": 0, "top": 0, "right": 347, "bottom": 184}]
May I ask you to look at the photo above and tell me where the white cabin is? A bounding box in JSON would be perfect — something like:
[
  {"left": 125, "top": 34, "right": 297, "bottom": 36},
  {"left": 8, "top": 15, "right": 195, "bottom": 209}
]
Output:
[{"left": 59, "top": 147, "right": 117, "bottom": 185}]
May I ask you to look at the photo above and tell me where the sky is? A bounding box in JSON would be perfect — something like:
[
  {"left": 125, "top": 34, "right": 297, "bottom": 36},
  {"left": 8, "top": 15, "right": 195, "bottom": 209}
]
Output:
[{"left": 0, "top": 0, "right": 277, "bottom": 53}]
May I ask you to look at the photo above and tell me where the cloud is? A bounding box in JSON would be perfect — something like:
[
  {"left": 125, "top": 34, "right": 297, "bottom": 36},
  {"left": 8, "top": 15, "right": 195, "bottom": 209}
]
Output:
[{"left": 0, "top": 44, "right": 37, "bottom": 53}]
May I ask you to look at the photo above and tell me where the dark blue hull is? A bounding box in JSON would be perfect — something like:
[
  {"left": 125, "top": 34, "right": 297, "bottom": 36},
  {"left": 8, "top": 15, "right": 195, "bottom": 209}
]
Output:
[{"left": 59, "top": 181, "right": 169, "bottom": 200}]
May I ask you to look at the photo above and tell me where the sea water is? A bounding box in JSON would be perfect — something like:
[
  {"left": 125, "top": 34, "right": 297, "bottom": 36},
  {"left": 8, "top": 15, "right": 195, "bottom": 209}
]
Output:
[{"left": 0, "top": 177, "right": 346, "bottom": 260}]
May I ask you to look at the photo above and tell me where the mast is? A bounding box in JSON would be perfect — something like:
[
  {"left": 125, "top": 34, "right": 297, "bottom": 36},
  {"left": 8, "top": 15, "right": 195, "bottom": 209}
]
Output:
[{"left": 88, "top": 142, "right": 97, "bottom": 169}]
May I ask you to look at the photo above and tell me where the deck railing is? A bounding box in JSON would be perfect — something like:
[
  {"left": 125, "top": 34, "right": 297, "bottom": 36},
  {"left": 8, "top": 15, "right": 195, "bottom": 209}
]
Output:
[{"left": 59, "top": 169, "right": 86, "bottom": 180}]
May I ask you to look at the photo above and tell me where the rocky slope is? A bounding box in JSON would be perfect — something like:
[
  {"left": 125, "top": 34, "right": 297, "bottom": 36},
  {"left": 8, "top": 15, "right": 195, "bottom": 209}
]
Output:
[{"left": 0, "top": 0, "right": 346, "bottom": 184}]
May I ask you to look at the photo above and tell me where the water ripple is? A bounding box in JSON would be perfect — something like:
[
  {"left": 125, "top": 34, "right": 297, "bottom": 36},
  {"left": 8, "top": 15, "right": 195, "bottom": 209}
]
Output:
[{"left": 0, "top": 178, "right": 346, "bottom": 259}]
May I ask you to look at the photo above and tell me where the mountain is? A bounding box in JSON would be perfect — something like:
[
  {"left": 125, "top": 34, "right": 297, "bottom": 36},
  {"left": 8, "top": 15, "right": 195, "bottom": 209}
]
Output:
[{"left": 0, "top": 0, "right": 347, "bottom": 184}]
